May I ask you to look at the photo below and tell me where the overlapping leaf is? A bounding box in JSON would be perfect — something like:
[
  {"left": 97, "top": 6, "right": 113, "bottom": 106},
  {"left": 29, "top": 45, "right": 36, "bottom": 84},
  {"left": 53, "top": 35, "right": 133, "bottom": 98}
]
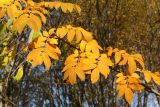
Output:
[
  {"left": 143, "top": 70, "right": 160, "bottom": 85},
  {"left": 112, "top": 49, "right": 145, "bottom": 74},
  {"left": 116, "top": 73, "right": 144, "bottom": 104},
  {"left": 0, "top": 0, "right": 13, "bottom": 7},
  {"left": 63, "top": 50, "right": 113, "bottom": 84},
  {"left": 56, "top": 25, "right": 93, "bottom": 43},
  {"left": 91, "top": 54, "right": 113, "bottom": 83},
  {"left": 26, "top": 32, "right": 61, "bottom": 70},
  {"left": 40, "top": 1, "right": 81, "bottom": 13},
  {"left": 79, "top": 40, "right": 102, "bottom": 54}
]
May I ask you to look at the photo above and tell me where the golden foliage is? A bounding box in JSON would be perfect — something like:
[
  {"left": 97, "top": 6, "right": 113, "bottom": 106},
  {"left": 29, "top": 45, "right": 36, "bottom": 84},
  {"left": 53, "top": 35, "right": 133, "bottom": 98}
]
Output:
[
  {"left": 56, "top": 25, "right": 93, "bottom": 43},
  {"left": 26, "top": 31, "right": 61, "bottom": 70},
  {"left": 143, "top": 70, "right": 160, "bottom": 85},
  {"left": 116, "top": 73, "right": 144, "bottom": 104},
  {"left": 0, "top": 0, "right": 81, "bottom": 33},
  {"left": 1, "top": 0, "right": 160, "bottom": 105},
  {"left": 106, "top": 48, "right": 145, "bottom": 74}
]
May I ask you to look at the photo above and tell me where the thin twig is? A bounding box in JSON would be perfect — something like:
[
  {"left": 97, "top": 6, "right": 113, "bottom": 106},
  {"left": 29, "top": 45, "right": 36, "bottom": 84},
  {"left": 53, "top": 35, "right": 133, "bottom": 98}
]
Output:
[{"left": 141, "top": 83, "right": 160, "bottom": 96}]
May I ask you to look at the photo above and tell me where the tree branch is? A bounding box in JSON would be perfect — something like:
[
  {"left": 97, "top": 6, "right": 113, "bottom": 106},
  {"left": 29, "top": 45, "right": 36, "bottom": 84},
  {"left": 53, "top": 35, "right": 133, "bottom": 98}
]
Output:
[{"left": 141, "top": 83, "right": 160, "bottom": 96}]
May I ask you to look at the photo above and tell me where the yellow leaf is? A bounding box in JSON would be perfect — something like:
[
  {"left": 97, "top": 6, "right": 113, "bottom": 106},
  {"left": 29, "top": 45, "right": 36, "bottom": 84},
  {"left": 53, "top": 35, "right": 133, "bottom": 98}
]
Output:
[
  {"left": 129, "top": 84, "right": 144, "bottom": 91},
  {"left": 128, "top": 56, "right": 136, "bottom": 74},
  {"left": 49, "top": 28, "right": 55, "bottom": 35},
  {"left": 0, "top": 0, "right": 13, "bottom": 7},
  {"left": 117, "top": 84, "right": 127, "bottom": 97},
  {"left": 54, "top": 2, "right": 61, "bottom": 10},
  {"left": 64, "top": 54, "right": 78, "bottom": 65},
  {"left": 27, "top": 48, "right": 43, "bottom": 67},
  {"left": 42, "top": 53, "right": 51, "bottom": 70},
  {"left": 91, "top": 67, "right": 99, "bottom": 83},
  {"left": 98, "top": 64, "right": 110, "bottom": 79},
  {"left": 7, "top": 4, "right": 18, "bottom": 18},
  {"left": 106, "top": 47, "right": 113, "bottom": 56},
  {"left": 80, "top": 40, "right": 87, "bottom": 52},
  {"left": 128, "top": 77, "right": 140, "bottom": 84},
  {"left": 115, "top": 52, "right": 122, "bottom": 64},
  {"left": 48, "top": 38, "right": 58, "bottom": 45},
  {"left": 152, "top": 73, "right": 160, "bottom": 85},
  {"left": 13, "top": 66, "right": 23, "bottom": 81},
  {"left": 66, "top": 3, "right": 73, "bottom": 12},
  {"left": 75, "top": 29, "right": 82, "bottom": 43},
  {"left": 74, "top": 5, "right": 81, "bottom": 13},
  {"left": 116, "top": 73, "right": 123, "bottom": 77},
  {"left": 56, "top": 27, "right": 68, "bottom": 38},
  {"left": 82, "top": 63, "right": 97, "bottom": 70},
  {"left": 45, "top": 43, "right": 59, "bottom": 60},
  {"left": 67, "top": 29, "right": 75, "bottom": 42},
  {"left": 32, "top": 10, "right": 46, "bottom": 24},
  {"left": 86, "top": 40, "right": 102, "bottom": 53},
  {"left": 13, "top": 14, "right": 29, "bottom": 34},
  {"left": 143, "top": 70, "right": 152, "bottom": 83},
  {"left": 27, "top": 48, "right": 43, "bottom": 62},
  {"left": 68, "top": 68, "right": 77, "bottom": 84},
  {"left": 131, "top": 73, "right": 140, "bottom": 78},
  {"left": 62, "top": 63, "right": 74, "bottom": 72},
  {"left": 0, "top": 8, "right": 6, "bottom": 19},
  {"left": 133, "top": 54, "right": 145, "bottom": 70},
  {"left": 27, "top": 14, "right": 42, "bottom": 32},
  {"left": 125, "top": 87, "right": 133, "bottom": 104},
  {"left": 75, "top": 63, "right": 85, "bottom": 81},
  {"left": 63, "top": 68, "right": 70, "bottom": 80},
  {"left": 119, "top": 54, "right": 128, "bottom": 65},
  {"left": 79, "top": 28, "right": 93, "bottom": 42},
  {"left": 34, "top": 36, "right": 46, "bottom": 48},
  {"left": 43, "top": 31, "right": 49, "bottom": 37},
  {"left": 61, "top": 3, "right": 68, "bottom": 13},
  {"left": 2, "top": 57, "right": 9, "bottom": 66},
  {"left": 116, "top": 76, "right": 126, "bottom": 83}
]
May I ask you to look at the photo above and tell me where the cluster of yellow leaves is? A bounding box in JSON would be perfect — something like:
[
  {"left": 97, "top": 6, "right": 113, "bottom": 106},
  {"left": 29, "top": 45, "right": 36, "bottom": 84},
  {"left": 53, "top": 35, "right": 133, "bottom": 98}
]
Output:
[
  {"left": 0, "top": 0, "right": 13, "bottom": 7},
  {"left": 40, "top": 1, "right": 81, "bottom": 13},
  {"left": 56, "top": 25, "right": 93, "bottom": 43},
  {"left": 1, "top": 1, "right": 160, "bottom": 106},
  {"left": 91, "top": 54, "right": 113, "bottom": 83},
  {"left": 116, "top": 73, "right": 144, "bottom": 104},
  {"left": 142, "top": 70, "right": 160, "bottom": 85},
  {"left": 0, "top": 0, "right": 81, "bottom": 34},
  {"left": 26, "top": 30, "right": 61, "bottom": 70},
  {"left": 62, "top": 52, "right": 113, "bottom": 84},
  {"left": 79, "top": 40, "right": 102, "bottom": 53},
  {"left": 106, "top": 47, "right": 145, "bottom": 74},
  {"left": 62, "top": 40, "right": 113, "bottom": 84}
]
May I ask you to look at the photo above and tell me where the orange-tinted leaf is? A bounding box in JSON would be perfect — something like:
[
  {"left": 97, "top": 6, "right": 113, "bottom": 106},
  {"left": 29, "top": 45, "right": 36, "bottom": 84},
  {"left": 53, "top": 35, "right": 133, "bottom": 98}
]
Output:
[
  {"left": 125, "top": 87, "right": 133, "bottom": 104},
  {"left": 75, "top": 63, "right": 85, "bottom": 81},
  {"left": 129, "top": 84, "right": 144, "bottom": 91},
  {"left": 75, "top": 29, "right": 82, "bottom": 43},
  {"left": 115, "top": 52, "right": 122, "bottom": 64},
  {"left": 152, "top": 73, "right": 160, "bottom": 85},
  {"left": 67, "top": 29, "right": 75, "bottom": 42},
  {"left": 117, "top": 84, "right": 127, "bottom": 97},
  {"left": 42, "top": 53, "right": 51, "bottom": 70},
  {"left": 13, "top": 14, "right": 29, "bottom": 34},
  {"left": 133, "top": 54, "right": 145, "bottom": 69},
  {"left": 143, "top": 70, "right": 152, "bottom": 83},
  {"left": 128, "top": 56, "right": 136, "bottom": 74},
  {"left": 91, "top": 67, "right": 99, "bottom": 83},
  {"left": 27, "top": 14, "right": 42, "bottom": 32}
]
